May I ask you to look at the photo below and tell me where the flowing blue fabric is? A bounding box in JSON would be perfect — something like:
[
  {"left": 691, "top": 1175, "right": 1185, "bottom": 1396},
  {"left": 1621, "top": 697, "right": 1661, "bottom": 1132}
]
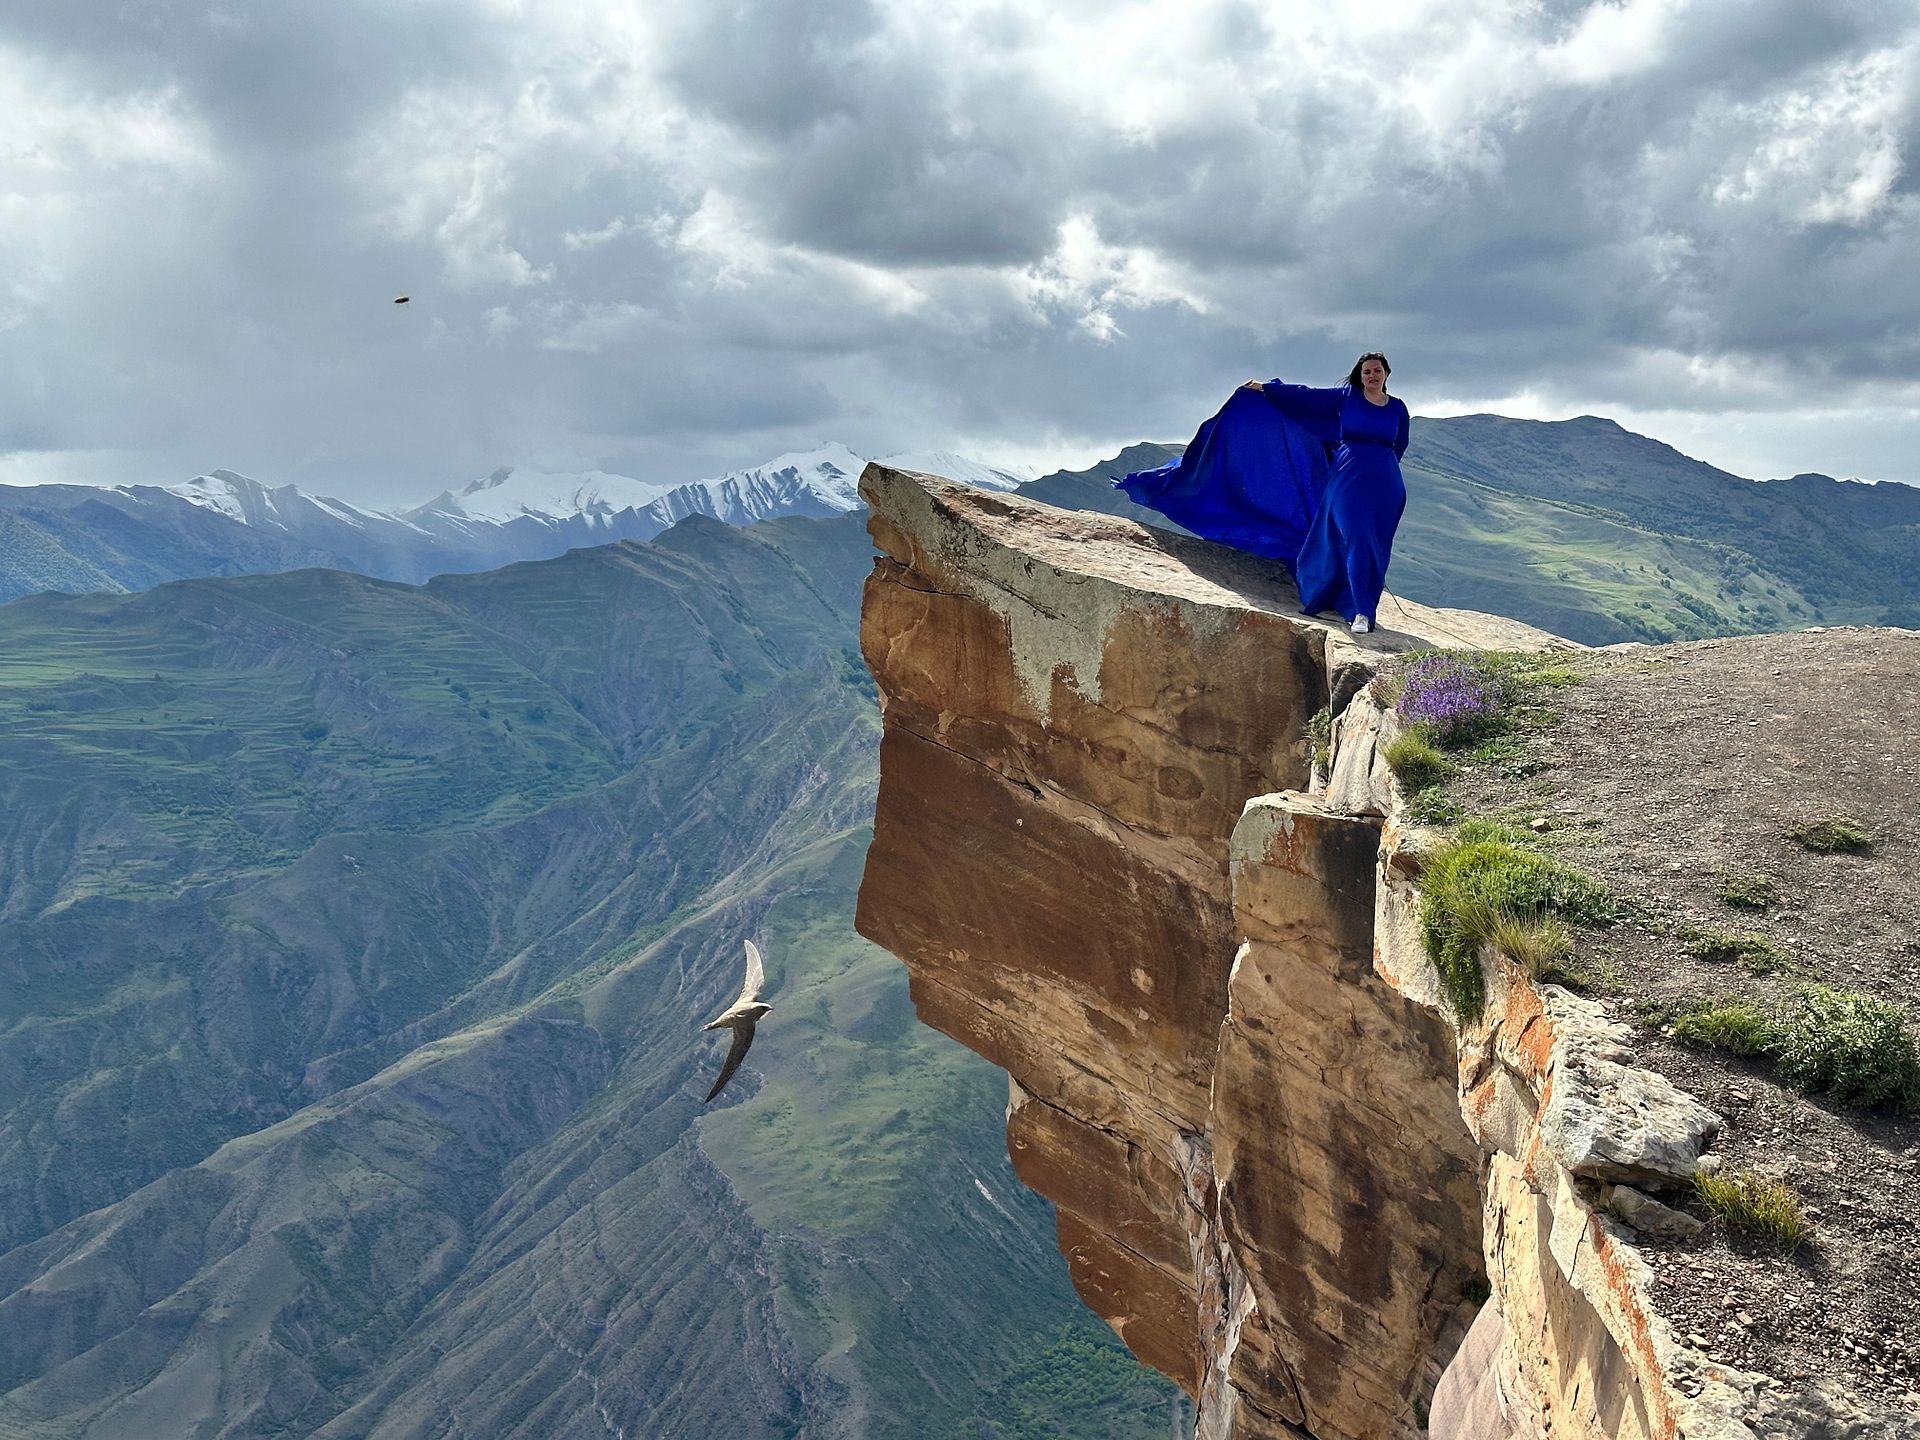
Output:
[
  {"left": 1114, "top": 380, "right": 1410, "bottom": 624},
  {"left": 1109, "top": 385, "right": 1331, "bottom": 563}
]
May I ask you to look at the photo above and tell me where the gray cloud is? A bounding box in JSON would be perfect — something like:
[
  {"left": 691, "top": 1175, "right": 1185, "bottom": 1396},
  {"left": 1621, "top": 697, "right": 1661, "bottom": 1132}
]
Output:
[{"left": 2, "top": 0, "right": 1918, "bottom": 504}]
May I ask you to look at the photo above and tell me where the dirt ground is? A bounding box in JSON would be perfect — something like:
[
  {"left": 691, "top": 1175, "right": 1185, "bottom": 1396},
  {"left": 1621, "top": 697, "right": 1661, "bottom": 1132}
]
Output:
[{"left": 1445, "top": 627, "right": 1920, "bottom": 1414}]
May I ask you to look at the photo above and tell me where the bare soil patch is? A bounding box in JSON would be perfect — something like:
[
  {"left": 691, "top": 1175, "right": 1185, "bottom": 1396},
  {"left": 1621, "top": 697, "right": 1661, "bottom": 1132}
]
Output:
[{"left": 1445, "top": 627, "right": 1920, "bottom": 1413}]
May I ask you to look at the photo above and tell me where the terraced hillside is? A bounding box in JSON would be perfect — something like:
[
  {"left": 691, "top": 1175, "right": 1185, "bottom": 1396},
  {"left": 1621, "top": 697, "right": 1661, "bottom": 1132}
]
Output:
[{"left": 0, "top": 514, "right": 1175, "bottom": 1438}]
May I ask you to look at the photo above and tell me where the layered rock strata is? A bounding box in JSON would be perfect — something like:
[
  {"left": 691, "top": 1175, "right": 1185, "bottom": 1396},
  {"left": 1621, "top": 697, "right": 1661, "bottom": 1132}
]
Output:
[{"left": 854, "top": 466, "right": 1850, "bottom": 1439}]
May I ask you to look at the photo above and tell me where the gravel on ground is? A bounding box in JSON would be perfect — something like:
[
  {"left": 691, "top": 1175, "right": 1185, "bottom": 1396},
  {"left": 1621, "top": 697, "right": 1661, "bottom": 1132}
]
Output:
[{"left": 1443, "top": 627, "right": 1920, "bottom": 1413}]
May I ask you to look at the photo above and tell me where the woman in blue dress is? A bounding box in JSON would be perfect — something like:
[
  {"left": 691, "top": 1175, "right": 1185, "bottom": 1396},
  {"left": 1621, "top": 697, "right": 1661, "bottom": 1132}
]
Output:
[{"left": 1113, "top": 352, "right": 1410, "bottom": 635}]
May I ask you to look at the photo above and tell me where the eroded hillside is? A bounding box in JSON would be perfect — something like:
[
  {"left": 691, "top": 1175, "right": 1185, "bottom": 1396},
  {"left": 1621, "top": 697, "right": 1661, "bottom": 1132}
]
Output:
[{"left": 0, "top": 514, "right": 1176, "bottom": 1438}]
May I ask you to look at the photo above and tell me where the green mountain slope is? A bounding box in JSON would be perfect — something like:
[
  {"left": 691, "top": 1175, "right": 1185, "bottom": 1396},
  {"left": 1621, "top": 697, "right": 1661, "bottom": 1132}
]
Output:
[
  {"left": 1389, "top": 456, "right": 1818, "bottom": 643},
  {"left": 1029, "top": 416, "right": 1914, "bottom": 644},
  {"left": 1409, "top": 414, "right": 1920, "bottom": 625},
  {"left": 0, "top": 510, "right": 126, "bottom": 598},
  {"left": 0, "top": 516, "right": 1175, "bottom": 1438}
]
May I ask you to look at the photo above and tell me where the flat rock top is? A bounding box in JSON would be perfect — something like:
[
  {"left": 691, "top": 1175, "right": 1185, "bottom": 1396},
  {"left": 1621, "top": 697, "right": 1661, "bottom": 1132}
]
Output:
[
  {"left": 1449, "top": 626, "right": 1920, "bottom": 1411},
  {"left": 862, "top": 464, "right": 1573, "bottom": 656}
]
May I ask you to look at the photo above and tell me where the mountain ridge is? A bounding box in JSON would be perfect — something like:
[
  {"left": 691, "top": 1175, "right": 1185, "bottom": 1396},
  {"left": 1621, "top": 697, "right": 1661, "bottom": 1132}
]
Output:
[
  {"left": 1025, "top": 415, "right": 1920, "bottom": 643},
  {"left": 0, "top": 447, "right": 1029, "bottom": 605},
  {"left": 5, "top": 411, "right": 1916, "bottom": 648}
]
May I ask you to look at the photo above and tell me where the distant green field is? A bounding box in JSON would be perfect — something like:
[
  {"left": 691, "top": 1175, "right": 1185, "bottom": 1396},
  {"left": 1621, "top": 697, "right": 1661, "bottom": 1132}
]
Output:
[{"left": 0, "top": 573, "right": 621, "bottom": 904}]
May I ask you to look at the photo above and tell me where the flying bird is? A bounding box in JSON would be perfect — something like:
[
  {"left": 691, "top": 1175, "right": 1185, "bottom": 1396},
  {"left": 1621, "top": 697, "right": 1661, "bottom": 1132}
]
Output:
[
  {"left": 702, "top": 939, "right": 772, "bottom": 1102},
  {"left": 393, "top": 294, "right": 410, "bottom": 304}
]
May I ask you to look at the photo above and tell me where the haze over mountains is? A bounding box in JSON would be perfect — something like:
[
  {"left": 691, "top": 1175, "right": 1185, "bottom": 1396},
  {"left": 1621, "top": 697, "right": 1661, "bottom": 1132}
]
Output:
[
  {"left": 3, "top": 417, "right": 1913, "bottom": 646},
  {"left": 0, "top": 447, "right": 1028, "bottom": 606}
]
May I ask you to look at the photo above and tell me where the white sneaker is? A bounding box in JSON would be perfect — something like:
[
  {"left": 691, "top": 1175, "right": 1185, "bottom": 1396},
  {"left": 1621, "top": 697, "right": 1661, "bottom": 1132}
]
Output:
[{"left": 1350, "top": 616, "right": 1372, "bottom": 635}]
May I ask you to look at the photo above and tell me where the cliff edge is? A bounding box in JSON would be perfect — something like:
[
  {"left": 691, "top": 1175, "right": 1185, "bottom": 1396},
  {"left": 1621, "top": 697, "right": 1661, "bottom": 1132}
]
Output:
[{"left": 852, "top": 464, "right": 1914, "bottom": 1439}]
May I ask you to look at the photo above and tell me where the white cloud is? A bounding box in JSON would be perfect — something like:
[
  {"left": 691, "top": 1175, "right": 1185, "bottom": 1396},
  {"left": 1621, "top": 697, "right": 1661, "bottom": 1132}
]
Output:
[
  {"left": 3, "top": 1, "right": 1920, "bottom": 497},
  {"left": 1706, "top": 48, "right": 1914, "bottom": 226},
  {"left": 1541, "top": 0, "right": 1687, "bottom": 85},
  {"left": 0, "top": 48, "right": 213, "bottom": 324},
  {"left": 0, "top": 50, "right": 211, "bottom": 174},
  {"left": 1017, "top": 216, "right": 1211, "bottom": 340}
]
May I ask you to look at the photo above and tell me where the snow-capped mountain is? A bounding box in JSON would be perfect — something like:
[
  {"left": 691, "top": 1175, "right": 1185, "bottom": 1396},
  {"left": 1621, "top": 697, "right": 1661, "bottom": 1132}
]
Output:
[
  {"left": 0, "top": 445, "right": 1036, "bottom": 605},
  {"left": 638, "top": 444, "right": 871, "bottom": 528},
  {"left": 164, "top": 470, "right": 396, "bottom": 532},
  {"left": 391, "top": 446, "right": 874, "bottom": 562},
  {"left": 877, "top": 451, "right": 1031, "bottom": 491},
  {"left": 399, "top": 444, "right": 1022, "bottom": 543},
  {"left": 154, "top": 449, "right": 1022, "bottom": 543},
  {"left": 406, "top": 466, "right": 674, "bottom": 532}
]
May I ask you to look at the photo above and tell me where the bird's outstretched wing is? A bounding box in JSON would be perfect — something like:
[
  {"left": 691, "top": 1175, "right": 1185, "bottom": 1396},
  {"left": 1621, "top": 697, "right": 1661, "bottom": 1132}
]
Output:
[
  {"left": 705, "top": 1022, "right": 756, "bottom": 1102},
  {"left": 736, "top": 939, "right": 764, "bottom": 1007}
]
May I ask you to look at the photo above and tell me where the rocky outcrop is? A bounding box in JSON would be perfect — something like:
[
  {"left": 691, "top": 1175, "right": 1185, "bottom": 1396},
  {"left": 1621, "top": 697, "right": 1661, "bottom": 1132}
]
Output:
[{"left": 853, "top": 466, "right": 1848, "bottom": 1439}]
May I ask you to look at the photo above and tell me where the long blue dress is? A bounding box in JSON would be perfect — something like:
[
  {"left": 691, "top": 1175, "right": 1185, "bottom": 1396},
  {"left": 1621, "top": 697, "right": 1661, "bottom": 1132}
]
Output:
[{"left": 1113, "top": 381, "right": 1409, "bottom": 624}]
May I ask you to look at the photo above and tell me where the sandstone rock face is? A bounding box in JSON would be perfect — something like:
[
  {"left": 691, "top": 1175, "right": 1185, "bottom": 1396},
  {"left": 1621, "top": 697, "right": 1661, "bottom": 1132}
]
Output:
[
  {"left": 854, "top": 466, "right": 1802, "bottom": 1439},
  {"left": 1535, "top": 999, "right": 1721, "bottom": 1187},
  {"left": 1215, "top": 796, "right": 1486, "bottom": 1436}
]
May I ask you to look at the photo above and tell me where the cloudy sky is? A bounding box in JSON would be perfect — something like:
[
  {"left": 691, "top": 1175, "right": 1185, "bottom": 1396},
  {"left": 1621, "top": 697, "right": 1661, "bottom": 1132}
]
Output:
[{"left": 3, "top": 0, "right": 1917, "bottom": 506}]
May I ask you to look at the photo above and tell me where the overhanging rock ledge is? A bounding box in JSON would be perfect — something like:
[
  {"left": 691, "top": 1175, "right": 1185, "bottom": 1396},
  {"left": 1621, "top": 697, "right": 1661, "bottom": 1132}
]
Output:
[{"left": 851, "top": 463, "right": 1859, "bottom": 1440}]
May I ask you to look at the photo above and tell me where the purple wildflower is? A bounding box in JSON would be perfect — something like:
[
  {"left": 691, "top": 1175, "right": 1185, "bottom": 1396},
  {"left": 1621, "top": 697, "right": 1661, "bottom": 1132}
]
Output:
[{"left": 1398, "top": 655, "right": 1500, "bottom": 745}]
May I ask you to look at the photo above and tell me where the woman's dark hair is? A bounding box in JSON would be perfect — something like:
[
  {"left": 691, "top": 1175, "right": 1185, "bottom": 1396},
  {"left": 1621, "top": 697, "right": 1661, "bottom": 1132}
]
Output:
[{"left": 1344, "top": 352, "right": 1391, "bottom": 388}]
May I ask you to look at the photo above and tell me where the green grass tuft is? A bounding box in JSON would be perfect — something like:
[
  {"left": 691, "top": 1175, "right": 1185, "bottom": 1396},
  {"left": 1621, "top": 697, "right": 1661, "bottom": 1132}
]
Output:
[
  {"left": 1679, "top": 924, "right": 1790, "bottom": 975},
  {"left": 1465, "top": 732, "right": 1525, "bottom": 765},
  {"left": 1384, "top": 730, "right": 1456, "bottom": 792},
  {"left": 1770, "top": 985, "right": 1920, "bottom": 1114},
  {"left": 1488, "top": 913, "right": 1575, "bottom": 980},
  {"left": 1787, "top": 815, "right": 1871, "bottom": 854},
  {"left": 1717, "top": 872, "right": 1777, "bottom": 911},
  {"left": 1407, "top": 789, "right": 1464, "bottom": 825},
  {"left": 1467, "top": 651, "right": 1585, "bottom": 686},
  {"left": 1671, "top": 999, "right": 1774, "bottom": 1056},
  {"left": 1306, "top": 707, "right": 1333, "bottom": 774},
  {"left": 1456, "top": 818, "right": 1543, "bottom": 849},
  {"left": 1489, "top": 913, "right": 1612, "bottom": 990},
  {"left": 1418, "top": 837, "right": 1613, "bottom": 1019},
  {"left": 1692, "top": 1170, "right": 1811, "bottom": 1253}
]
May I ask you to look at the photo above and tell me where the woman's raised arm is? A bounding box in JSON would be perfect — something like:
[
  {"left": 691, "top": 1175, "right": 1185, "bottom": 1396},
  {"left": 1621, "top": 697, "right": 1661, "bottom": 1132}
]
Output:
[{"left": 1247, "top": 379, "right": 1347, "bottom": 441}]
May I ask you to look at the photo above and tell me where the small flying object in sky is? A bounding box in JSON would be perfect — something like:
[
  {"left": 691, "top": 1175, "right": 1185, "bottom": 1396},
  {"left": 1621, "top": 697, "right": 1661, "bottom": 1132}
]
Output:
[
  {"left": 701, "top": 939, "right": 773, "bottom": 1102},
  {"left": 393, "top": 294, "right": 410, "bottom": 304}
]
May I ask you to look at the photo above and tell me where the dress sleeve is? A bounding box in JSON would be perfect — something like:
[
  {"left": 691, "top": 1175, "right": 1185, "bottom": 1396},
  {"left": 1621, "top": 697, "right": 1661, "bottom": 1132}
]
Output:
[
  {"left": 1393, "top": 401, "right": 1410, "bottom": 461},
  {"left": 1258, "top": 381, "right": 1346, "bottom": 442}
]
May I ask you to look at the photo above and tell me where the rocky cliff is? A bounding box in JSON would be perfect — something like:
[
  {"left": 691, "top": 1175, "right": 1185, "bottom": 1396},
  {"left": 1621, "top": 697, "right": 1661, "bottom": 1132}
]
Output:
[{"left": 852, "top": 466, "right": 1912, "bottom": 1439}]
